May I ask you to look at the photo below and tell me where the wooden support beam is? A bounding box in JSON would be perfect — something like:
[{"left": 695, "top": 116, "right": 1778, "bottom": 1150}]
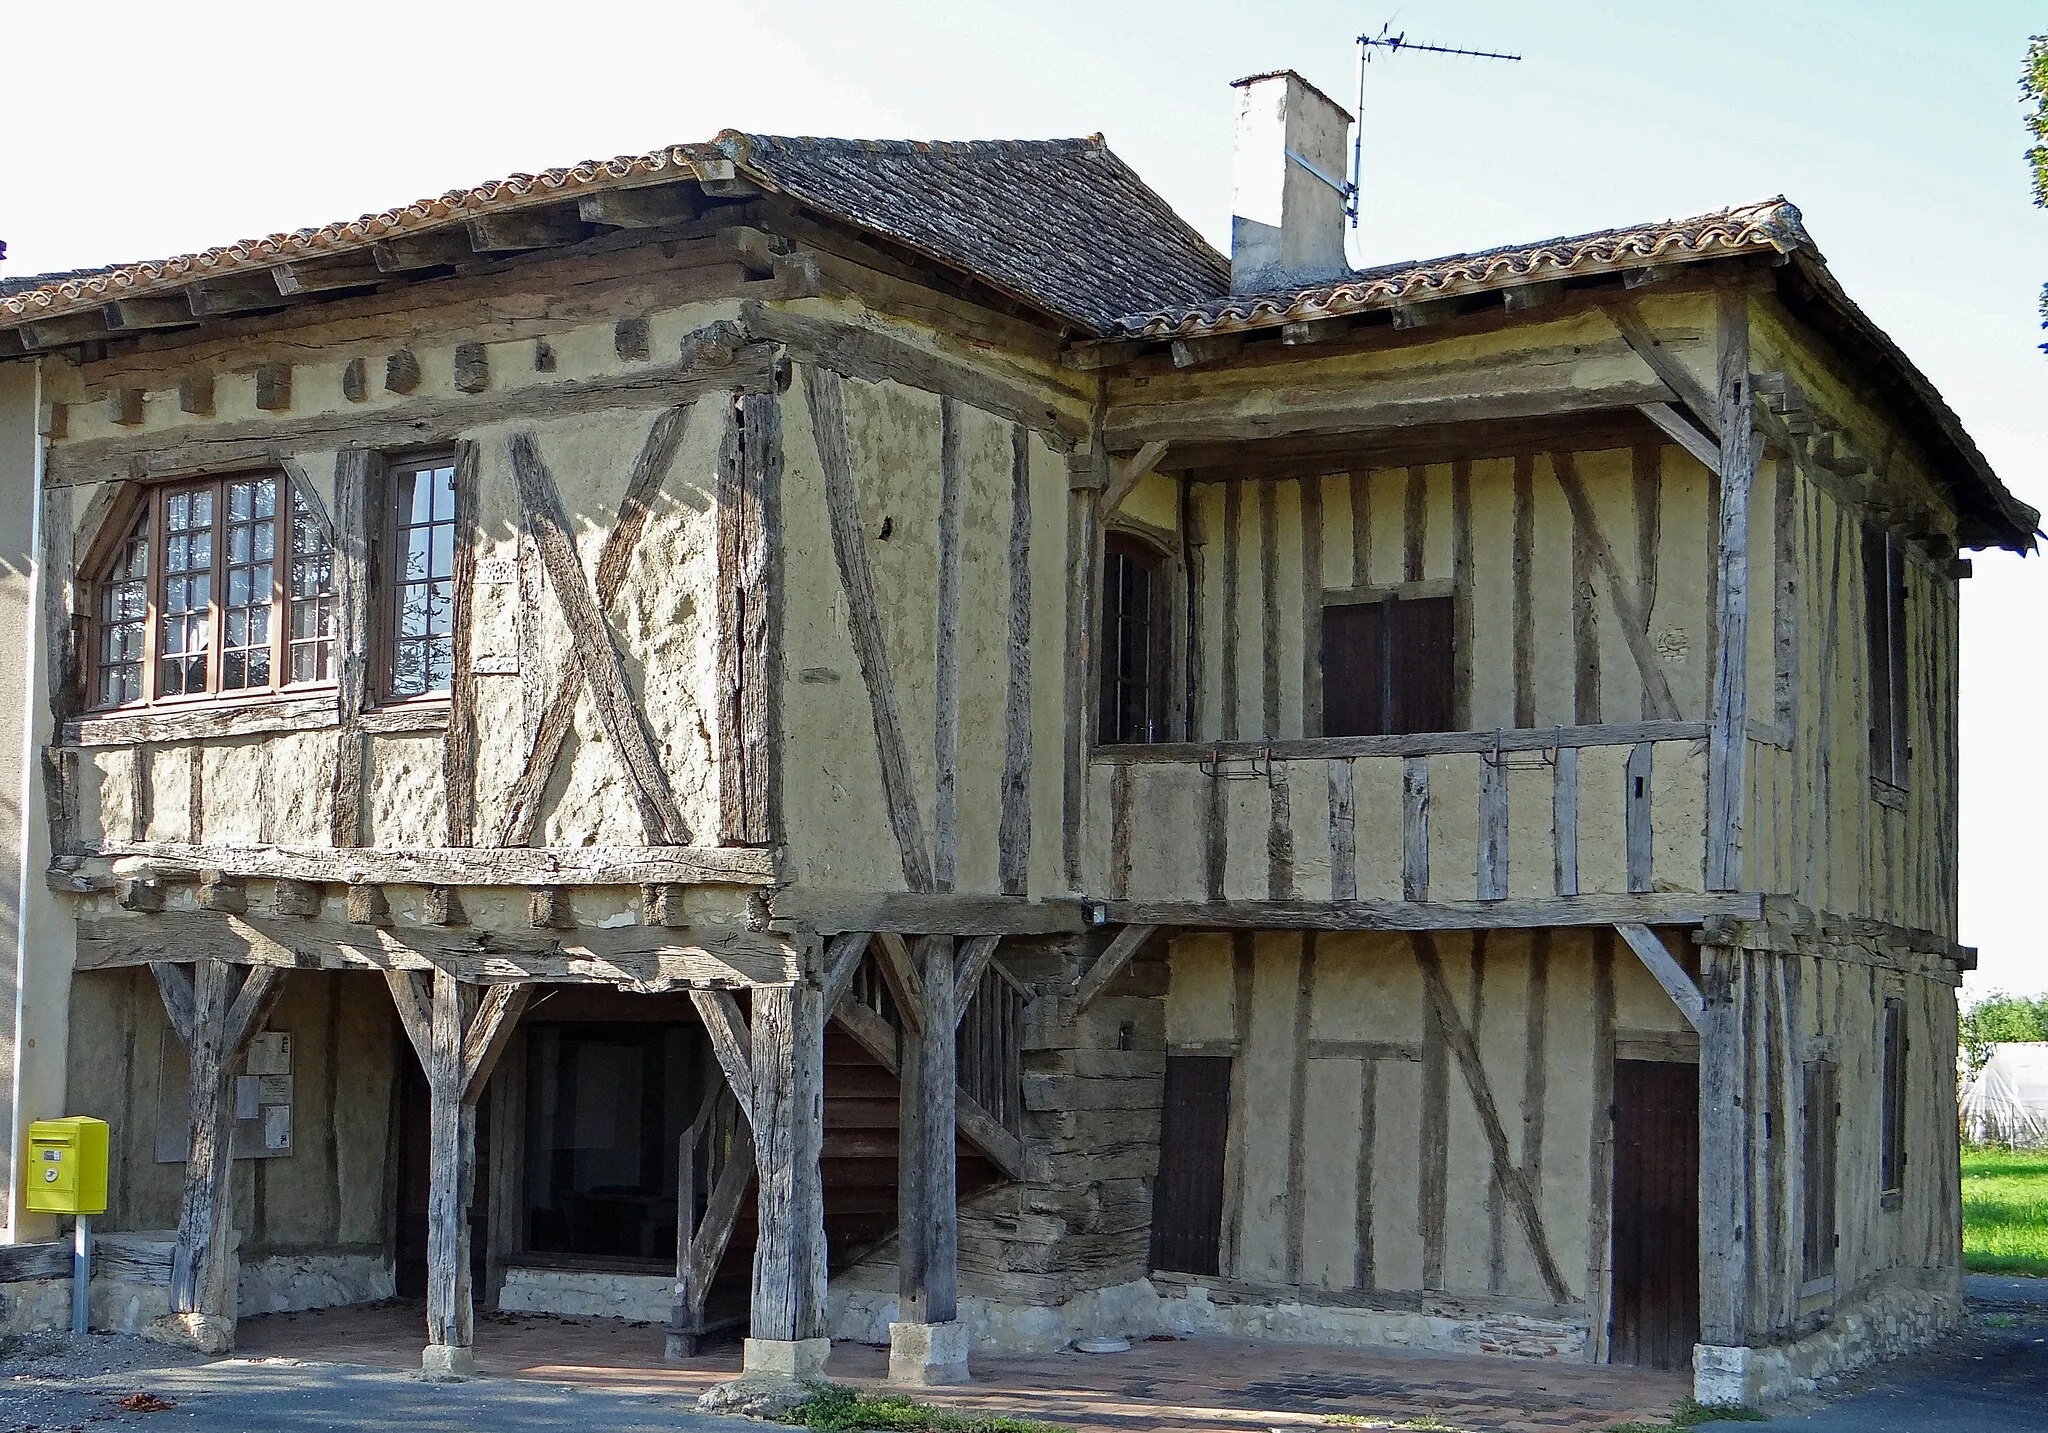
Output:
[
  {"left": 951, "top": 935, "right": 1002, "bottom": 1018},
  {"left": 373, "top": 230, "right": 473, "bottom": 273},
  {"left": 1502, "top": 279, "right": 1567, "bottom": 313},
  {"left": 149, "top": 962, "right": 196, "bottom": 1045},
  {"left": 104, "top": 296, "right": 198, "bottom": 333},
  {"left": 509, "top": 430, "right": 691, "bottom": 844},
  {"left": 254, "top": 362, "right": 291, "bottom": 412},
  {"left": 1099, "top": 440, "right": 1169, "bottom": 517},
  {"left": 187, "top": 277, "right": 289, "bottom": 318},
  {"left": 272, "top": 256, "right": 385, "bottom": 296},
  {"left": 1705, "top": 292, "right": 1757, "bottom": 893},
  {"left": 747, "top": 983, "right": 828, "bottom": 1354},
  {"left": 870, "top": 932, "right": 926, "bottom": 1036},
  {"left": 1636, "top": 402, "right": 1722, "bottom": 473},
  {"left": 690, "top": 988, "right": 756, "bottom": 1126},
  {"left": 107, "top": 387, "right": 143, "bottom": 427},
  {"left": 579, "top": 184, "right": 699, "bottom": 229},
  {"left": 1603, "top": 298, "right": 1720, "bottom": 437},
  {"left": 178, "top": 374, "right": 215, "bottom": 416},
  {"left": 22, "top": 312, "right": 113, "bottom": 349},
  {"left": 1169, "top": 334, "right": 1241, "bottom": 369},
  {"left": 1101, "top": 892, "right": 1764, "bottom": 931},
  {"left": 468, "top": 210, "right": 586, "bottom": 253},
  {"left": 383, "top": 967, "right": 532, "bottom": 1378},
  {"left": 1613, "top": 923, "right": 1705, "bottom": 1032},
  {"left": 898, "top": 936, "right": 959, "bottom": 1328},
  {"left": 1072, "top": 924, "right": 1160, "bottom": 1010},
  {"left": 158, "top": 961, "right": 287, "bottom": 1353},
  {"left": 821, "top": 931, "right": 871, "bottom": 1016}
]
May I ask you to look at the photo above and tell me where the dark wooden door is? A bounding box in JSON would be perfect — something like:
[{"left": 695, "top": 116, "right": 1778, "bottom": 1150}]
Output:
[
  {"left": 1609, "top": 1059, "right": 1699, "bottom": 1369},
  {"left": 1149, "top": 1055, "right": 1232, "bottom": 1276}
]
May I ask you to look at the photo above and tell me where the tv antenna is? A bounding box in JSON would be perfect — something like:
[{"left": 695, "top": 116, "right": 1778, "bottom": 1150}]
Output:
[{"left": 1347, "top": 24, "right": 1521, "bottom": 228}]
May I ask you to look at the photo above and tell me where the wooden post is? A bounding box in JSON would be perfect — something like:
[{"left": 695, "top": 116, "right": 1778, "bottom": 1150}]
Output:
[
  {"left": 385, "top": 969, "right": 530, "bottom": 1380},
  {"left": 889, "top": 937, "right": 970, "bottom": 1384},
  {"left": 745, "top": 982, "right": 829, "bottom": 1382},
  {"left": 1706, "top": 291, "right": 1757, "bottom": 891},
  {"left": 1697, "top": 943, "right": 1750, "bottom": 1348},
  {"left": 149, "top": 960, "right": 287, "bottom": 1354}
]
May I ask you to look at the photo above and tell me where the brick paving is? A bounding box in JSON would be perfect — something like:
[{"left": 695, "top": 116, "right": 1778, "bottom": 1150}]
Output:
[{"left": 235, "top": 1300, "right": 1693, "bottom": 1432}]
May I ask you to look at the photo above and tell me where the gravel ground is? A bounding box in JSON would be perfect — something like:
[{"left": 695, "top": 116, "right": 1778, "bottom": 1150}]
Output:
[{"left": 0, "top": 1328, "right": 206, "bottom": 1432}]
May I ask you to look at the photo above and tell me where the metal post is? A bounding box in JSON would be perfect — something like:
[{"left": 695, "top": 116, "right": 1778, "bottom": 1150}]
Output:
[{"left": 71, "top": 1214, "right": 91, "bottom": 1336}]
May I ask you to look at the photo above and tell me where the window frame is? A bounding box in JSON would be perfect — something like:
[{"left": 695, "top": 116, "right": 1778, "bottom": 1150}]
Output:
[
  {"left": 1096, "top": 526, "right": 1177, "bottom": 746},
  {"left": 83, "top": 471, "right": 337, "bottom": 713},
  {"left": 1864, "top": 526, "right": 1911, "bottom": 791},
  {"left": 373, "top": 451, "right": 462, "bottom": 707},
  {"left": 1879, "top": 996, "right": 1908, "bottom": 1203}
]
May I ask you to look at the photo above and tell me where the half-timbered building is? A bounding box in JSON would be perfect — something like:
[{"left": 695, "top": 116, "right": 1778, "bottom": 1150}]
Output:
[{"left": 0, "top": 70, "right": 2030, "bottom": 1405}]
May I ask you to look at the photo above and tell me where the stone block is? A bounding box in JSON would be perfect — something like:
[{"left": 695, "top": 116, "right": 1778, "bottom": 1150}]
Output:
[
  {"left": 421, "top": 1343, "right": 476, "bottom": 1381},
  {"left": 743, "top": 1335, "right": 831, "bottom": 1381},
  {"left": 888, "top": 1319, "right": 971, "bottom": 1385}
]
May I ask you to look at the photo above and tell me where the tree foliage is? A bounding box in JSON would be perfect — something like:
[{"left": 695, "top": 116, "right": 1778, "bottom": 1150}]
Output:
[
  {"left": 2027, "top": 36, "right": 2047, "bottom": 344},
  {"left": 1961, "top": 989, "right": 2048, "bottom": 1075}
]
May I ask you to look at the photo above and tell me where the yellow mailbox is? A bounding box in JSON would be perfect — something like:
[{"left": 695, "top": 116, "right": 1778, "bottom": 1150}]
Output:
[{"left": 25, "top": 1117, "right": 109, "bottom": 1216}]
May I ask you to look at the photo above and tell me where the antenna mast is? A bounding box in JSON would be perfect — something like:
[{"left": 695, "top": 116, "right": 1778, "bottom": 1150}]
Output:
[{"left": 1347, "top": 25, "right": 1521, "bottom": 228}]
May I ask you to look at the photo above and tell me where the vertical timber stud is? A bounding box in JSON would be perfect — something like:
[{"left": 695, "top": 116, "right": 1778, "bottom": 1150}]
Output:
[
  {"left": 890, "top": 935, "right": 969, "bottom": 1384},
  {"left": 1706, "top": 291, "right": 1756, "bottom": 891},
  {"left": 746, "top": 983, "right": 830, "bottom": 1381},
  {"left": 1696, "top": 941, "right": 1753, "bottom": 1392},
  {"left": 151, "top": 961, "right": 287, "bottom": 1354},
  {"left": 445, "top": 441, "right": 481, "bottom": 847},
  {"left": 385, "top": 970, "right": 530, "bottom": 1380}
]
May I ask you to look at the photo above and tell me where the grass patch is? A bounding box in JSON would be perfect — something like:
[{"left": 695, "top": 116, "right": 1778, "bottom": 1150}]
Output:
[
  {"left": 1962, "top": 1147, "right": 2048, "bottom": 1277},
  {"left": 1605, "top": 1398, "right": 1768, "bottom": 1431},
  {"left": 781, "top": 1383, "right": 1064, "bottom": 1433}
]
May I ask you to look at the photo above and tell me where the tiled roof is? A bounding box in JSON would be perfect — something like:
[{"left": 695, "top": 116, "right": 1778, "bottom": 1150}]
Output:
[
  {"left": 725, "top": 134, "right": 1227, "bottom": 330},
  {"left": 1116, "top": 198, "right": 1806, "bottom": 337},
  {"left": 0, "top": 132, "right": 1228, "bottom": 336}
]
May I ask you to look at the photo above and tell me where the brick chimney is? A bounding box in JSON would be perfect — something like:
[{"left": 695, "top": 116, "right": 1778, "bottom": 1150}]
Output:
[{"left": 1229, "top": 70, "right": 1354, "bottom": 294}]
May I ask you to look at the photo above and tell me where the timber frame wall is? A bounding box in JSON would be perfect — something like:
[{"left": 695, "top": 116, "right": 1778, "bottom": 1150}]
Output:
[{"left": 8, "top": 170, "right": 1985, "bottom": 1381}]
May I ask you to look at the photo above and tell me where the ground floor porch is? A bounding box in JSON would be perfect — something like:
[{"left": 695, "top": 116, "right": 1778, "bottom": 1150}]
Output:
[{"left": 229, "top": 1297, "right": 1697, "bottom": 1432}]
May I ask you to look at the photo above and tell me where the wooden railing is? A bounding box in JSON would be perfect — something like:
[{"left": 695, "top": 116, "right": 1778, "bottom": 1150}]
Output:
[
  {"left": 1090, "top": 721, "right": 1716, "bottom": 907},
  {"left": 956, "top": 959, "right": 1027, "bottom": 1137}
]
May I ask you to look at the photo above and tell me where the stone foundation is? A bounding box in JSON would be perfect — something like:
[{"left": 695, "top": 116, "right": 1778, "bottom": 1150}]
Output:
[
  {"left": 830, "top": 1269, "right": 1587, "bottom": 1361},
  {"left": 496, "top": 1266, "right": 672, "bottom": 1322},
  {"left": 1693, "top": 1278, "right": 1965, "bottom": 1406},
  {"left": 239, "top": 1252, "right": 393, "bottom": 1317}
]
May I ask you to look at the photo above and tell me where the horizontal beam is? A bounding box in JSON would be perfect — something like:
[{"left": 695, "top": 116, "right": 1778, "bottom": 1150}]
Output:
[
  {"left": 1103, "top": 375, "right": 1676, "bottom": 449},
  {"left": 1101, "top": 893, "right": 1764, "bottom": 933},
  {"left": 1094, "top": 720, "right": 1707, "bottom": 765},
  {"left": 68, "top": 840, "right": 777, "bottom": 888},
  {"left": 769, "top": 888, "right": 1084, "bottom": 936},
  {"left": 75, "top": 910, "right": 803, "bottom": 986},
  {"left": 44, "top": 344, "right": 777, "bottom": 489}
]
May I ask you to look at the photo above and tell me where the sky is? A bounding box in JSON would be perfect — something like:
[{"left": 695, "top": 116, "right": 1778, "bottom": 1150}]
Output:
[{"left": 4, "top": 1, "right": 2042, "bottom": 996}]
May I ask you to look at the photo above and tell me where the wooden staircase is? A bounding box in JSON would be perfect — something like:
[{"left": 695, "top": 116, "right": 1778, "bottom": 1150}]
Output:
[{"left": 671, "top": 946, "right": 1026, "bottom": 1347}]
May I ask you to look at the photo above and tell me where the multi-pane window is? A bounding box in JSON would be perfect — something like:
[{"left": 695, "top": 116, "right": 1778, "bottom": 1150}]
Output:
[
  {"left": 1864, "top": 528, "right": 1910, "bottom": 788},
  {"left": 95, "top": 513, "right": 151, "bottom": 707},
  {"left": 386, "top": 459, "right": 457, "bottom": 700},
  {"left": 1098, "top": 534, "right": 1171, "bottom": 744},
  {"left": 87, "top": 475, "right": 335, "bottom": 709}
]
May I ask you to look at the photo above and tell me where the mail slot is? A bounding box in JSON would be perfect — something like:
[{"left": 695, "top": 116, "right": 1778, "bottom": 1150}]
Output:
[{"left": 24, "top": 1117, "right": 109, "bottom": 1215}]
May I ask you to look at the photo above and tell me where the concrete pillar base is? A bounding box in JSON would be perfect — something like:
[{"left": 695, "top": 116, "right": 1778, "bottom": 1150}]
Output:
[
  {"left": 742, "top": 1335, "right": 831, "bottom": 1381},
  {"left": 143, "top": 1312, "right": 234, "bottom": 1356},
  {"left": 888, "top": 1319, "right": 971, "bottom": 1385},
  {"left": 420, "top": 1343, "right": 477, "bottom": 1381},
  {"left": 1692, "top": 1344, "right": 1759, "bottom": 1405}
]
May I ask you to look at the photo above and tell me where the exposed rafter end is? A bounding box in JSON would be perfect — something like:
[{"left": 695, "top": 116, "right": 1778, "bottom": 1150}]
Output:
[{"left": 1170, "top": 333, "right": 1241, "bottom": 369}]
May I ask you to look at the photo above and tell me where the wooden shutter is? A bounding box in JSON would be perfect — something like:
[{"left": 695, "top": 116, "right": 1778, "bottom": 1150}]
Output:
[
  {"left": 1864, "top": 529, "right": 1909, "bottom": 785},
  {"left": 1391, "top": 595, "right": 1457, "bottom": 735},
  {"left": 1802, "top": 1059, "right": 1838, "bottom": 1281},
  {"left": 1321, "top": 602, "right": 1386, "bottom": 738},
  {"left": 1880, "top": 998, "right": 1907, "bottom": 1195},
  {"left": 1149, "top": 1054, "right": 1232, "bottom": 1276}
]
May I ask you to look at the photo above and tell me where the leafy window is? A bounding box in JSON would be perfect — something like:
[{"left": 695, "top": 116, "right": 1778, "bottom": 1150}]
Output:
[
  {"left": 382, "top": 457, "right": 458, "bottom": 700},
  {"left": 87, "top": 475, "right": 335, "bottom": 709}
]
